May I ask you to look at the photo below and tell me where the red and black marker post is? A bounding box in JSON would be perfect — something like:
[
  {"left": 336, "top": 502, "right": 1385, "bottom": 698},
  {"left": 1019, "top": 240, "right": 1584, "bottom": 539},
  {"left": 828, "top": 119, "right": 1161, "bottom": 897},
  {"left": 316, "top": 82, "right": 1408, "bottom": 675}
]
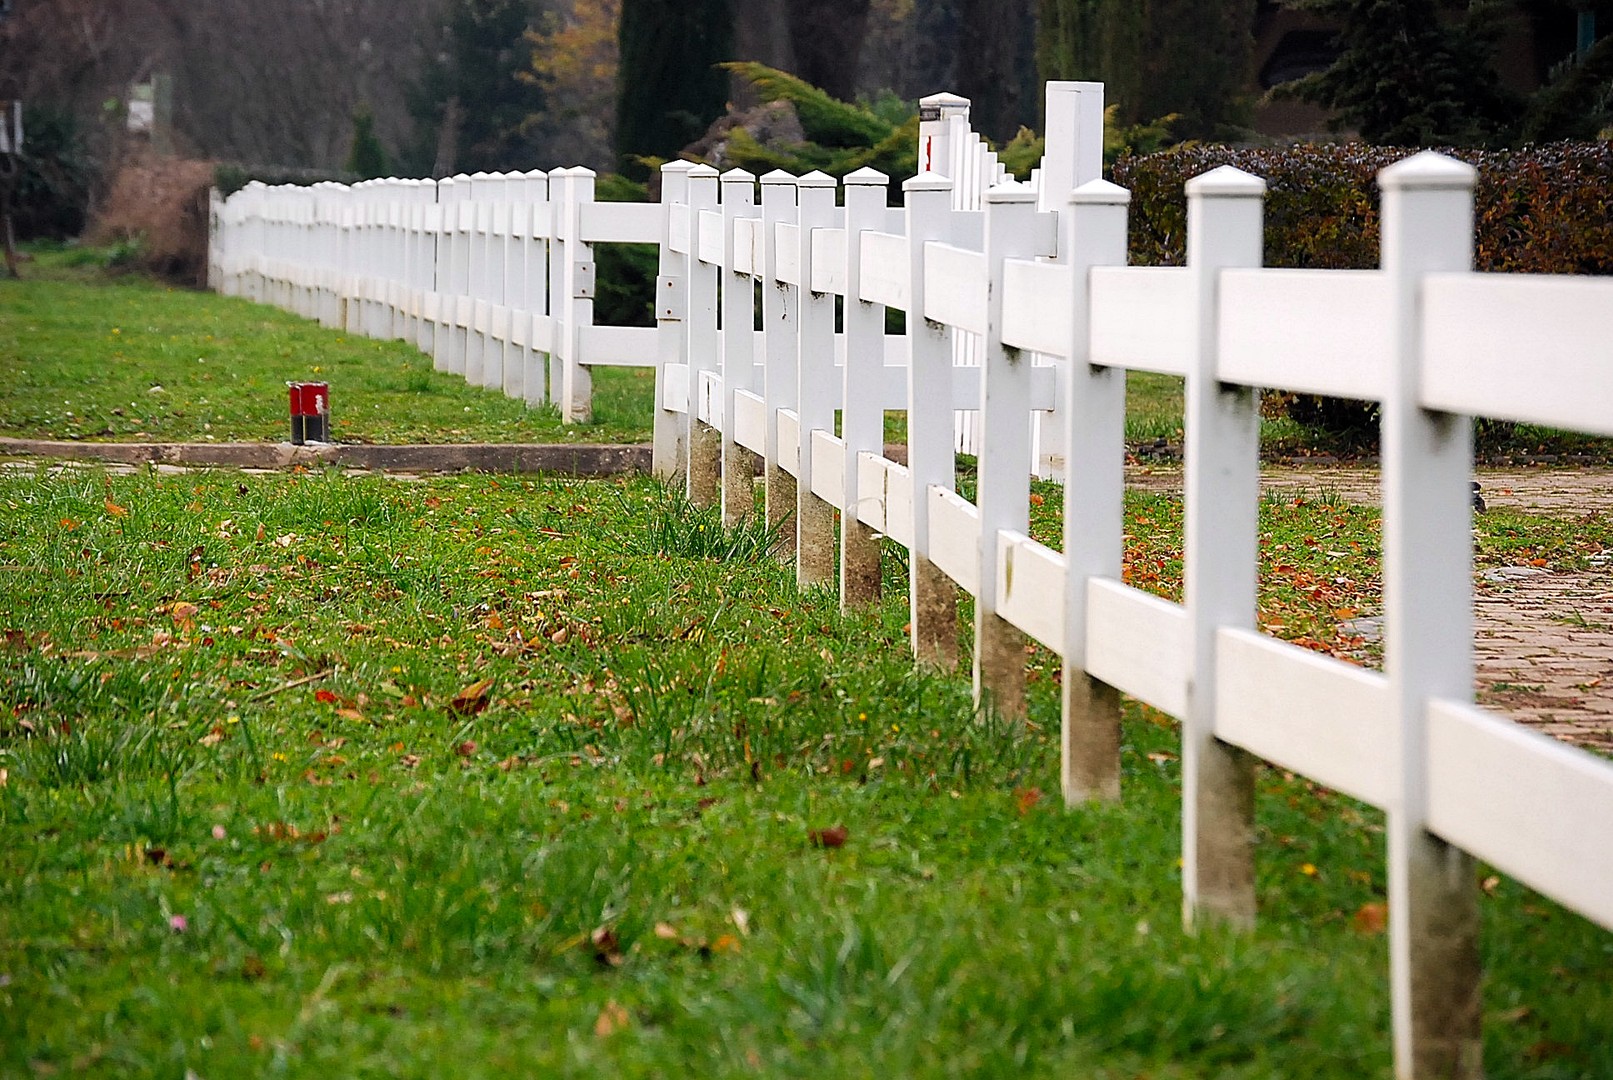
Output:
[{"left": 287, "top": 381, "right": 330, "bottom": 444}]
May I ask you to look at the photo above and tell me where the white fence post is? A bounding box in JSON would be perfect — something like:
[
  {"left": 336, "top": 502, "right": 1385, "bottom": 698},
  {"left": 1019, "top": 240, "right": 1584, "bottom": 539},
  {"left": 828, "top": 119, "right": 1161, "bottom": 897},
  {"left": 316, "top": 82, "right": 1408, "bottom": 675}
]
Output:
[
  {"left": 684, "top": 164, "right": 721, "bottom": 504},
  {"left": 1060, "top": 178, "right": 1130, "bottom": 804},
  {"left": 465, "top": 171, "right": 491, "bottom": 387},
  {"left": 794, "top": 170, "right": 839, "bottom": 587},
  {"left": 760, "top": 169, "right": 800, "bottom": 555},
  {"left": 720, "top": 168, "right": 760, "bottom": 525},
  {"left": 1182, "top": 166, "right": 1265, "bottom": 931},
  {"left": 654, "top": 161, "right": 694, "bottom": 480},
  {"left": 972, "top": 180, "right": 1043, "bottom": 720},
  {"left": 840, "top": 167, "right": 891, "bottom": 608},
  {"left": 904, "top": 173, "right": 960, "bottom": 669},
  {"left": 1381, "top": 152, "right": 1483, "bottom": 1080}
]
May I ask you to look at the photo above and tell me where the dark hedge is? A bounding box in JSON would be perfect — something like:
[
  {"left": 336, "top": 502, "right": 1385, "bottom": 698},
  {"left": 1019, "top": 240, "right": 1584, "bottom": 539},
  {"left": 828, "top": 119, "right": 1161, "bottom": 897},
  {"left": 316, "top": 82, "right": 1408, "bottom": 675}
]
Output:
[{"left": 1110, "top": 141, "right": 1613, "bottom": 276}]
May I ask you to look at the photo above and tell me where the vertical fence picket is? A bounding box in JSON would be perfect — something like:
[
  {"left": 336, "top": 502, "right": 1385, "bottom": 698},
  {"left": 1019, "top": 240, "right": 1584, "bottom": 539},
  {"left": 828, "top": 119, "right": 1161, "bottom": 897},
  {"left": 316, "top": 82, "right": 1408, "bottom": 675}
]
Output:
[
  {"left": 904, "top": 174, "right": 960, "bottom": 669},
  {"left": 1060, "top": 179, "right": 1130, "bottom": 804},
  {"left": 839, "top": 167, "right": 891, "bottom": 608},
  {"left": 972, "top": 181, "right": 1042, "bottom": 720},
  {"left": 720, "top": 168, "right": 760, "bottom": 525},
  {"left": 653, "top": 162, "right": 694, "bottom": 480},
  {"left": 1182, "top": 167, "right": 1265, "bottom": 930},
  {"left": 794, "top": 171, "right": 839, "bottom": 587},
  {"left": 1380, "top": 152, "right": 1484, "bottom": 1080},
  {"left": 760, "top": 169, "right": 800, "bottom": 556},
  {"left": 522, "top": 169, "right": 550, "bottom": 407},
  {"left": 684, "top": 164, "right": 722, "bottom": 504}
]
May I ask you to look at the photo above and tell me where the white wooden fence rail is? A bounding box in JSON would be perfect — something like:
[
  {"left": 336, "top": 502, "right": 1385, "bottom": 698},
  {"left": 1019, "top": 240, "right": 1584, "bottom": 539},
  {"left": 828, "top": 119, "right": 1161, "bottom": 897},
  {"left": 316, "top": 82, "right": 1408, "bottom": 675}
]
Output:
[{"left": 211, "top": 89, "right": 1613, "bottom": 1079}]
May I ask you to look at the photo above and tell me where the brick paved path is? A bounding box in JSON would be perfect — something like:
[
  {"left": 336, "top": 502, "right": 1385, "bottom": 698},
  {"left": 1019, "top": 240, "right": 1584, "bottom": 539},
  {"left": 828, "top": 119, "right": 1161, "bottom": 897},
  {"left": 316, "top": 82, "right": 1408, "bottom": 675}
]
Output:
[{"left": 1128, "top": 464, "right": 1613, "bottom": 751}]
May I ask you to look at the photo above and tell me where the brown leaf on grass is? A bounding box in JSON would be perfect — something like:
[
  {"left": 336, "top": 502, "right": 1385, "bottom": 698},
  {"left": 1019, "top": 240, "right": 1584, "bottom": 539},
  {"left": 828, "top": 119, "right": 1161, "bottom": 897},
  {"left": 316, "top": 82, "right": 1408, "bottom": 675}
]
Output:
[
  {"left": 105, "top": 498, "right": 128, "bottom": 517},
  {"left": 590, "top": 925, "right": 623, "bottom": 966},
  {"left": 653, "top": 922, "right": 680, "bottom": 940},
  {"left": 710, "top": 933, "right": 741, "bottom": 954},
  {"left": 594, "top": 1000, "right": 630, "bottom": 1037},
  {"left": 448, "top": 678, "right": 494, "bottom": 717},
  {"left": 399, "top": 754, "right": 421, "bottom": 769},
  {"left": 455, "top": 740, "right": 478, "bottom": 757},
  {"left": 199, "top": 725, "right": 227, "bottom": 747},
  {"left": 1014, "top": 787, "right": 1043, "bottom": 816},
  {"left": 1352, "top": 902, "right": 1388, "bottom": 935},
  {"left": 808, "top": 825, "right": 849, "bottom": 849}
]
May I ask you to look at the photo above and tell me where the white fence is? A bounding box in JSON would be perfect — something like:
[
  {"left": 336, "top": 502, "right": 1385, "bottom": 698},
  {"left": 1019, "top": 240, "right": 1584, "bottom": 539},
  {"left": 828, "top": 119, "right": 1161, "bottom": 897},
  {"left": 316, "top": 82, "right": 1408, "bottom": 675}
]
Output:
[{"left": 211, "top": 88, "right": 1613, "bottom": 1079}]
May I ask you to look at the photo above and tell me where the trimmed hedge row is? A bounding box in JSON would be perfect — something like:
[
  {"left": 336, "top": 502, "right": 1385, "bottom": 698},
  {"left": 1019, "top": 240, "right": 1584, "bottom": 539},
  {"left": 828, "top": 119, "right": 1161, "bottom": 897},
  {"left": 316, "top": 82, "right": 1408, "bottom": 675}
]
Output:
[{"left": 1110, "top": 141, "right": 1613, "bottom": 275}]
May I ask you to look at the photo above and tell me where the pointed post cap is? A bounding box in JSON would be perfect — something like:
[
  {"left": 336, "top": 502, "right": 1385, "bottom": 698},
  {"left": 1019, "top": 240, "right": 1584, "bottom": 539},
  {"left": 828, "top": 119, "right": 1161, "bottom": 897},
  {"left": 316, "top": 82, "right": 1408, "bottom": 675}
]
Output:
[
  {"left": 760, "top": 168, "right": 797, "bottom": 185},
  {"left": 686, "top": 163, "right": 720, "bottom": 179},
  {"left": 919, "top": 91, "right": 971, "bottom": 119},
  {"left": 524, "top": 168, "right": 549, "bottom": 180},
  {"left": 1070, "top": 178, "right": 1131, "bottom": 206},
  {"left": 1378, "top": 150, "right": 1477, "bottom": 192},
  {"left": 844, "top": 166, "right": 889, "bottom": 186},
  {"left": 564, "top": 166, "right": 597, "bottom": 179},
  {"left": 903, "top": 174, "right": 953, "bottom": 193},
  {"left": 797, "top": 170, "right": 836, "bottom": 189},
  {"left": 720, "top": 167, "right": 757, "bottom": 184},
  {"left": 1185, "top": 165, "right": 1266, "bottom": 199},
  {"left": 470, "top": 171, "right": 494, "bottom": 180},
  {"left": 660, "top": 159, "right": 697, "bottom": 175},
  {"left": 984, "top": 178, "right": 1036, "bottom": 204}
]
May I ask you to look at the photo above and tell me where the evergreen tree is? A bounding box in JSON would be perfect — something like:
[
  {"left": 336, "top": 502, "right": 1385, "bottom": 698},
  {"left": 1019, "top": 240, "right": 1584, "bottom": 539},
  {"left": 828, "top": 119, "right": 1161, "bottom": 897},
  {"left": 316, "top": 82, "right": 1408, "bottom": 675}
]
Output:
[
  {"left": 615, "top": 0, "right": 733, "bottom": 175},
  {"left": 346, "top": 105, "right": 390, "bottom": 178},
  {"left": 1279, "top": 0, "right": 1521, "bottom": 146},
  {"left": 408, "top": 0, "right": 546, "bottom": 176},
  {"left": 1035, "top": 0, "right": 1255, "bottom": 139}
]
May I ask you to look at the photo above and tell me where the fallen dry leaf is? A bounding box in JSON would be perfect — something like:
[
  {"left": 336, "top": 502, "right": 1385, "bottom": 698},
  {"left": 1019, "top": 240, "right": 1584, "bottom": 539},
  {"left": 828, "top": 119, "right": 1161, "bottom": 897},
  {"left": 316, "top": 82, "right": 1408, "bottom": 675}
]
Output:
[
  {"left": 1014, "top": 786, "right": 1043, "bottom": 816},
  {"left": 653, "top": 922, "right": 679, "bottom": 940},
  {"left": 590, "top": 925, "right": 623, "bottom": 966},
  {"left": 808, "top": 825, "right": 849, "bottom": 849},
  {"left": 455, "top": 740, "right": 478, "bottom": 757},
  {"left": 594, "top": 1000, "right": 630, "bottom": 1038},
  {"left": 105, "top": 498, "right": 128, "bottom": 518},
  {"left": 449, "top": 678, "right": 494, "bottom": 717},
  {"left": 1352, "top": 901, "right": 1388, "bottom": 935}
]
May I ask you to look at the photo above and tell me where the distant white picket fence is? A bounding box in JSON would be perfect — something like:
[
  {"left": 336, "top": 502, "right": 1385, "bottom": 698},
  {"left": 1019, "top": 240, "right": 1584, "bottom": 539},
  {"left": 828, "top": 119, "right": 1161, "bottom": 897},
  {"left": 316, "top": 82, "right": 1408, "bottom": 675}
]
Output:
[{"left": 211, "top": 84, "right": 1613, "bottom": 1079}]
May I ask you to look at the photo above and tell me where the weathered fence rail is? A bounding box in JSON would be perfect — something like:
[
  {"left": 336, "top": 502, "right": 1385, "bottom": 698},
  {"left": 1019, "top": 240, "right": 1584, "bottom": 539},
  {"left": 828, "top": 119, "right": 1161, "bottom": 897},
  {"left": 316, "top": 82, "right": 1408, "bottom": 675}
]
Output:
[{"left": 211, "top": 85, "right": 1613, "bottom": 1079}]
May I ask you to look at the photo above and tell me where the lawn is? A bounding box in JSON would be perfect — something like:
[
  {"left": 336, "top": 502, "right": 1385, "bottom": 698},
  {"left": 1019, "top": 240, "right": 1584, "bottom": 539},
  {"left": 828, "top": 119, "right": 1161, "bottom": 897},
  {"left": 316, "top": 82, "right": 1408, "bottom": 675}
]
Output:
[
  {"left": 0, "top": 245, "right": 655, "bottom": 446},
  {"left": 2, "top": 464, "right": 1610, "bottom": 1078}
]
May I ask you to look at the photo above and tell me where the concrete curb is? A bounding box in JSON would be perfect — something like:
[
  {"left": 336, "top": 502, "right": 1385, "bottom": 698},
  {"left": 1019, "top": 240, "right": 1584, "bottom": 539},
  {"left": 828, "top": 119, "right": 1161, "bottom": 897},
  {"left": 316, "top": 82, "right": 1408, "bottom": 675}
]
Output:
[{"left": 0, "top": 438, "right": 652, "bottom": 476}]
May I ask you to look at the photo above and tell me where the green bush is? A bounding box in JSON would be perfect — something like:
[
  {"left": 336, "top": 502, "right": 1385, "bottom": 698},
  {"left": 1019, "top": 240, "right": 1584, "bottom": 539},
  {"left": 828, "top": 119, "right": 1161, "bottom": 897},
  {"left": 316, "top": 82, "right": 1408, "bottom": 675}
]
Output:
[
  {"left": 1111, "top": 141, "right": 1613, "bottom": 435},
  {"left": 1110, "top": 140, "right": 1613, "bottom": 273}
]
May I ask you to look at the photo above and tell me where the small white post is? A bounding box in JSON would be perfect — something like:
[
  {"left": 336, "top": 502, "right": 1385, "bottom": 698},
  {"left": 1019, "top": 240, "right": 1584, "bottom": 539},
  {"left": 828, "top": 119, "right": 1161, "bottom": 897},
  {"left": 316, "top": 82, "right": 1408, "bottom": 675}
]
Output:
[
  {"left": 1380, "top": 150, "right": 1483, "bottom": 1080},
  {"left": 1060, "top": 178, "right": 1130, "bottom": 804},
  {"left": 839, "top": 166, "right": 890, "bottom": 608},
  {"left": 1182, "top": 165, "right": 1265, "bottom": 931},
  {"left": 972, "top": 180, "right": 1041, "bottom": 720},
  {"left": 653, "top": 161, "right": 695, "bottom": 480},
  {"left": 465, "top": 170, "right": 494, "bottom": 387},
  {"left": 684, "top": 164, "right": 722, "bottom": 505},
  {"left": 720, "top": 168, "right": 760, "bottom": 526},
  {"left": 760, "top": 169, "right": 800, "bottom": 557},
  {"left": 794, "top": 170, "right": 839, "bottom": 588},
  {"left": 904, "top": 173, "right": 959, "bottom": 668},
  {"left": 448, "top": 175, "right": 473, "bottom": 377}
]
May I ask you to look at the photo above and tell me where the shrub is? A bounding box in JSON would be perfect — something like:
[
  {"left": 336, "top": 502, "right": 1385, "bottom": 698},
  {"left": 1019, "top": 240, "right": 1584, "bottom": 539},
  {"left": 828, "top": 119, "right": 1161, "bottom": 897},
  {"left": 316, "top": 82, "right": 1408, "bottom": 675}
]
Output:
[
  {"left": 1112, "top": 141, "right": 1613, "bottom": 436},
  {"left": 1110, "top": 140, "right": 1613, "bottom": 274}
]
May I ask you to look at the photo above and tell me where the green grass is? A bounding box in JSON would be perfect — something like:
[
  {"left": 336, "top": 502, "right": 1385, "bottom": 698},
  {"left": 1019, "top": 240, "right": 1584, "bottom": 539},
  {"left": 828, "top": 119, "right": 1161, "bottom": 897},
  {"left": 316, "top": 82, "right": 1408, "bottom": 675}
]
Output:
[
  {"left": 2, "top": 465, "right": 1610, "bottom": 1077},
  {"left": 0, "top": 245, "right": 654, "bottom": 445}
]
